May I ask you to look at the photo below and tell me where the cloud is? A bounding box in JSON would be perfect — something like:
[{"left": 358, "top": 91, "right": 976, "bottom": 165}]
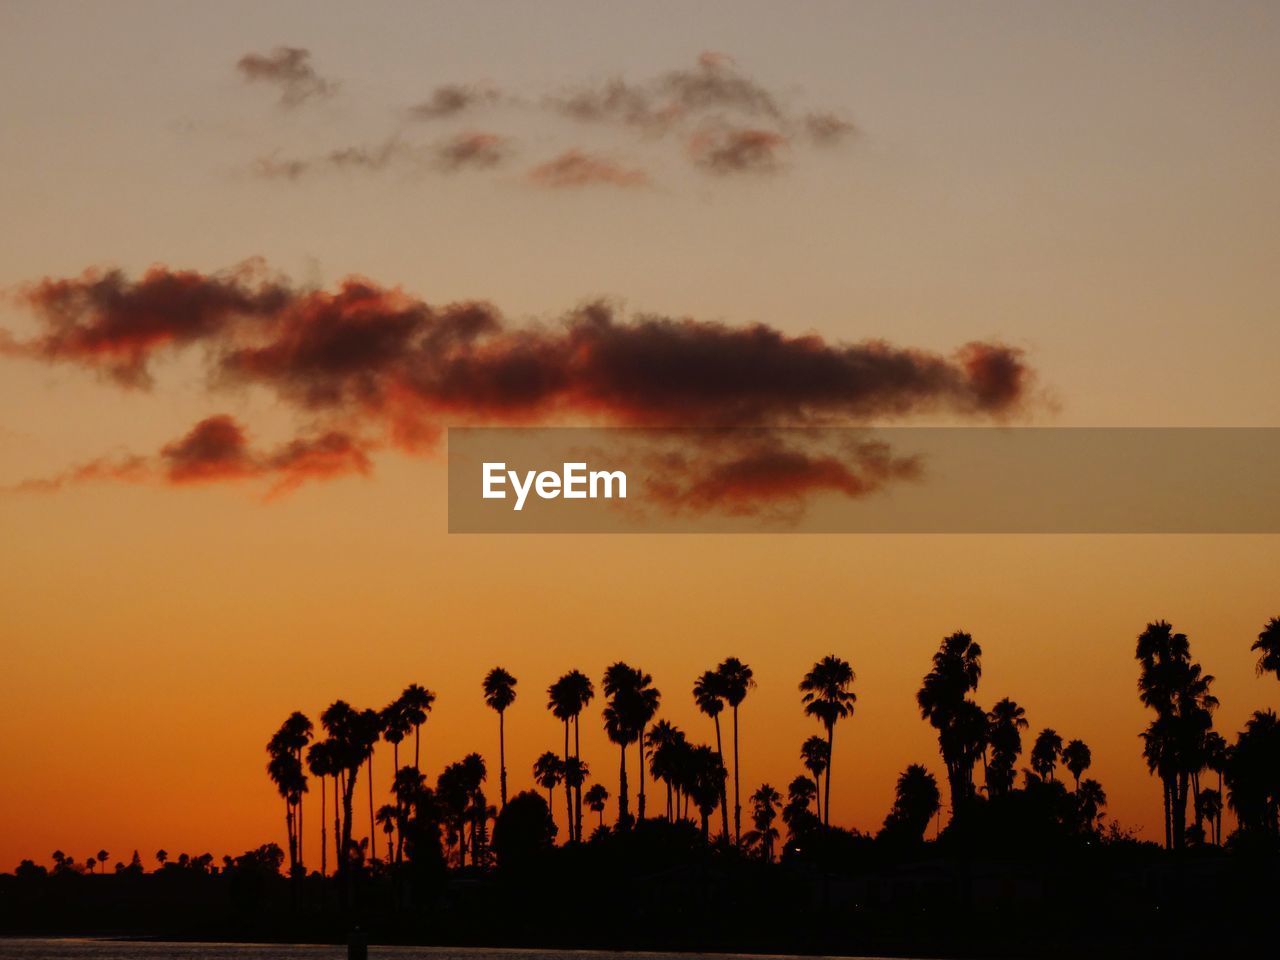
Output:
[
  {"left": 252, "top": 139, "right": 410, "bottom": 181},
  {"left": 236, "top": 47, "right": 338, "bottom": 108},
  {"left": 14, "top": 416, "right": 371, "bottom": 498},
  {"left": 804, "top": 112, "right": 858, "bottom": 147},
  {"left": 435, "top": 132, "right": 508, "bottom": 172},
  {"left": 527, "top": 150, "right": 649, "bottom": 189},
  {"left": 689, "top": 127, "right": 788, "bottom": 175},
  {"left": 4, "top": 263, "right": 1032, "bottom": 502},
  {"left": 408, "top": 84, "right": 500, "bottom": 120},
  {"left": 644, "top": 437, "right": 921, "bottom": 518}
]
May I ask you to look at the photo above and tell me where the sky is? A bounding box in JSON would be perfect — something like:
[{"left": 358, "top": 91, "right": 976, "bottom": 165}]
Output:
[{"left": 1, "top": 0, "right": 1278, "bottom": 869}]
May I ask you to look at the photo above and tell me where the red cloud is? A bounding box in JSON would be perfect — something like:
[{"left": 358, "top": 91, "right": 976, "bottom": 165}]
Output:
[
  {"left": 5, "top": 264, "right": 1032, "bottom": 504},
  {"left": 528, "top": 150, "right": 649, "bottom": 189}
]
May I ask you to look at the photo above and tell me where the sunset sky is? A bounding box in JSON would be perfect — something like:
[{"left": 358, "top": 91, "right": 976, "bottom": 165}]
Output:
[{"left": 2, "top": 0, "right": 1279, "bottom": 870}]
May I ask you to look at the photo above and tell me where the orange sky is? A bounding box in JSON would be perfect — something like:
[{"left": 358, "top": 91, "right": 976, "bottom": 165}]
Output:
[{"left": 2, "top": 0, "right": 1279, "bottom": 870}]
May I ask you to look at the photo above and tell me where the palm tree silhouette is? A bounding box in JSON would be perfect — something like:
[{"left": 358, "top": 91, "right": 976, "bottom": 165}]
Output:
[
  {"left": 687, "top": 744, "right": 727, "bottom": 841},
  {"left": 390, "top": 765, "right": 425, "bottom": 864},
  {"left": 1251, "top": 616, "right": 1280, "bottom": 681},
  {"left": 1061, "top": 739, "right": 1092, "bottom": 790},
  {"left": 483, "top": 667, "right": 518, "bottom": 810},
  {"left": 267, "top": 712, "right": 312, "bottom": 876},
  {"left": 880, "top": 764, "right": 941, "bottom": 844},
  {"left": 985, "top": 697, "right": 1028, "bottom": 797},
  {"left": 1136, "top": 621, "right": 1218, "bottom": 848},
  {"left": 548, "top": 671, "right": 593, "bottom": 840},
  {"left": 1077, "top": 778, "right": 1107, "bottom": 833},
  {"left": 381, "top": 698, "right": 411, "bottom": 781},
  {"left": 1203, "top": 730, "right": 1228, "bottom": 845},
  {"left": 749, "top": 783, "right": 781, "bottom": 861},
  {"left": 782, "top": 775, "right": 819, "bottom": 838},
  {"left": 715, "top": 657, "right": 755, "bottom": 844},
  {"left": 645, "top": 720, "right": 683, "bottom": 820},
  {"left": 693, "top": 670, "right": 731, "bottom": 840},
  {"left": 533, "top": 751, "right": 564, "bottom": 814},
  {"left": 305, "top": 739, "right": 336, "bottom": 876},
  {"left": 1031, "top": 728, "right": 1063, "bottom": 781},
  {"left": 917, "top": 632, "right": 983, "bottom": 816},
  {"left": 398, "top": 684, "right": 436, "bottom": 773},
  {"left": 375, "top": 803, "right": 398, "bottom": 858},
  {"left": 799, "top": 655, "right": 857, "bottom": 826},
  {"left": 584, "top": 782, "right": 609, "bottom": 830},
  {"left": 800, "top": 735, "right": 830, "bottom": 824},
  {"left": 1223, "top": 709, "right": 1280, "bottom": 841},
  {"left": 603, "top": 662, "right": 657, "bottom": 826}
]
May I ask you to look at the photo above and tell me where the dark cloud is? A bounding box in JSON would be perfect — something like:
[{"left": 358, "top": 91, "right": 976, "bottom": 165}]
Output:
[
  {"left": 527, "top": 150, "right": 649, "bottom": 189},
  {"left": 689, "top": 127, "right": 788, "bottom": 175},
  {"left": 408, "top": 84, "right": 500, "bottom": 120},
  {"left": 804, "top": 111, "right": 858, "bottom": 147},
  {"left": 435, "top": 132, "right": 508, "bottom": 172},
  {"left": 644, "top": 437, "right": 921, "bottom": 518},
  {"left": 15, "top": 416, "right": 371, "bottom": 498},
  {"left": 236, "top": 47, "right": 338, "bottom": 108},
  {"left": 5, "top": 264, "right": 1031, "bottom": 501}
]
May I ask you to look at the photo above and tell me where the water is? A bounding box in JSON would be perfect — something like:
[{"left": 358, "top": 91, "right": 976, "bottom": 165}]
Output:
[{"left": 0, "top": 944, "right": 892, "bottom": 960}]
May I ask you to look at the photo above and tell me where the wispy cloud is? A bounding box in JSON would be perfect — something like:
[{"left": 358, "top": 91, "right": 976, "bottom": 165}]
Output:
[
  {"left": 236, "top": 47, "right": 339, "bottom": 108},
  {"left": 528, "top": 150, "right": 649, "bottom": 189}
]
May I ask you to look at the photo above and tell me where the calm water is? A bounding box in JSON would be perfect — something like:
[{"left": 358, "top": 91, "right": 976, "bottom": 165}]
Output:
[{"left": 0, "top": 944, "right": 897, "bottom": 960}]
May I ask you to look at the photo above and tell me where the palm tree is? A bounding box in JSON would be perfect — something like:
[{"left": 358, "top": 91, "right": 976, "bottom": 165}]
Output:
[
  {"left": 306, "top": 739, "right": 336, "bottom": 876},
  {"left": 483, "top": 667, "right": 518, "bottom": 809},
  {"left": 155, "top": 850, "right": 167, "bottom": 867},
  {"left": 715, "top": 657, "right": 755, "bottom": 844},
  {"left": 646, "top": 720, "right": 685, "bottom": 821},
  {"left": 799, "top": 655, "right": 857, "bottom": 826},
  {"left": 800, "top": 735, "right": 830, "bottom": 823},
  {"left": 381, "top": 698, "right": 411, "bottom": 780},
  {"left": 548, "top": 670, "right": 593, "bottom": 840},
  {"left": 266, "top": 712, "right": 312, "bottom": 877},
  {"left": 879, "top": 764, "right": 941, "bottom": 844},
  {"left": 320, "top": 700, "right": 378, "bottom": 878},
  {"left": 1136, "top": 621, "right": 1218, "bottom": 849},
  {"left": 1203, "top": 730, "right": 1228, "bottom": 845},
  {"left": 533, "top": 751, "right": 564, "bottom": 813},
  {"left": 917, "top": 632, "right": 983, "bottom": 815},
  {"left": 687, "top": 744, "right": 727, "bottom": 841},
  {"left": 985, "top": 697, "right": 1028, "bottom": 797},
  {"left": 1061, "top": 739, "right": 1092, "bottom": 790},
  {"left": 1224, "top": 709, "right": 1280, "bottom": 841},
  {"left": 749, "top": 783, "right": 781, "bottom": 861},
  {"left": 1252, "top": 617, "right": 1280, "bottom": 681},
  {"left": 1077, "top": 778, "right": 1107, "bottom": 833},
  {"left": 782, "top": 775, "right": 820, "bottom": 839},
  {"left": 1030, "top": 728, "right": 1063, "bottom": 781},
  {"left": 693, "top": 670, "right": 731, "bottom": 840},
  {"left": 603, "top": 662, "right": 656, "bottom": 826},
  {"left": 1195, "top": 788, "right": 1222, "bottom": 845},
  {"left": 398, "top": 684, "right": 436, "bottom": 773},
  {"left": 585, "top": 783, "right": 609, "bottom": 830},
  {"left": 375, "top": 803, "right": 398, "bottom": 857},
  {"left": 96, "top": 850, "right": 108, "bottom": 872}
]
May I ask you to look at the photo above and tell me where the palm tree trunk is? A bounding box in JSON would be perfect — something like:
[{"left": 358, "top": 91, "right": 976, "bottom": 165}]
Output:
[
  {"left": 284, "top": 796, "right": 296, "bottom": 875},
  {"left": 637, "top": 726, "right": 647, "bottom": 822},
  {"left": 367, "top": 755, "right": 377, "bottom": 863},
  {"left": 618, "top": 745, "right": 629, "bottom": 824},
  {"left": 498, "top": 711, "right": 508, "bottom": 810},
  {"left": 813, "top": 772, "right": 822, "bottom": 824},
  {"left": 320, "top": 775, "right": 328, "bottom": 877},
  {"left": 333, "top": 774, "right": 342, "bottom": 877},
  {"left": 732, "top": 704, "right": 741, "bottom": 843},
  {"left": 713, "top": 714, "right": 729, "bottom": 841},
  {"left": 563, "top": 720, "right": 574, "bottom": 841},
  {"left": 824, "top": 723, "right": 834, "bottom": 827},
  {"left": 414, "top": 723, "right": 421, "bottom": 772},
  {"left": 573, "top": 715, "right": 584, "bottom": 842}
]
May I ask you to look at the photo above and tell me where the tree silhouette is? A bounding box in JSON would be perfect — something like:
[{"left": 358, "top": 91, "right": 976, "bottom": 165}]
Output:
[
  {"left": 584, "top": 782, "right": 609, "bottom": 830},
  {"left": 917, "top": 632, "right": 983, "bottom": 817},
  {"left": 782, "top": 775, "right": 820, "bottom": 839},
  {"left": 800, "top": 735, "right": 830, "bottom": 824},
  {"left": 266, "top": 712, "right": 312, "bottom": 877},
  {"left": 1203, "top": 730, "right": 1228, "bottom": 846},
  {"left": 398, "top": 684, "right": 436, "bottom": 773},
  {"left": 687, "top": 744, "right": 727, "bottom": 841},
  {"left": 548, "top": 671, "right": 593, "bottom": 841},
  {"left": 493, "top": 790, "right": 556, "bottom": 871},
  {"left": 1136, "top": 621, "right": 1218, "bottom": 849},
  {"left": 1224, "top": 709, "right": 1280, "bottom": 841},
  {"left": 381, "top": 698, "right": 411, "bottom": 782},
  {"left": 483, "top": 667, "right": 518, "bottom": 810},
  {"left": 1252, "top": 616, "right": 1280, "bottom": 681},
  {"left": 1077, "top": 778, "right": 1107, "bottom": 834},
  {"left": 1031, "top": 729, "right": 1064, "bottom": 782},
  {"left": 693, "top": 670, "right": 731, "bottom": 840},
  {"left": 800, "top": 655, "right": 857, "bottom": 826},
  {"left": 749, "top": 783, "right": 781, "bottom": 861},
  {"left": 603, "top": 662, "right": 657, "bottom": 827},
  {"left": 1062, "top": 739, "right": 1092, "bottom": 790},
  {"left": 985, "top": 697, "right": 1028, "bottom": 798},
  {"left": 715, "top": 658, "right": 755, "bottom": 844},
  {"left": 533, "top": 751, "right": 563, "bottom": 814},
  {"left": 305, "top": 739, "right": 337, "bottom": 876},
  {"left": 879, "top": 764, "right": 941, "bottom": 846}
]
